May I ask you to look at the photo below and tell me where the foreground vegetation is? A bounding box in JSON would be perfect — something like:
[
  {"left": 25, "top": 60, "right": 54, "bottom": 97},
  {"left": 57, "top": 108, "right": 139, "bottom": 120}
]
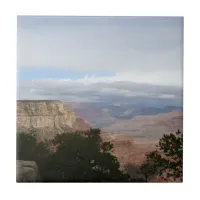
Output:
[
  {"left": 140, "top": 129, "right": 183, "bottom": 182},
  {"left": 17, "top": 129, "right": 130, "bottom": 182},
  {"left": 17, "top": 128, "right": 183, "bottom": 182}
]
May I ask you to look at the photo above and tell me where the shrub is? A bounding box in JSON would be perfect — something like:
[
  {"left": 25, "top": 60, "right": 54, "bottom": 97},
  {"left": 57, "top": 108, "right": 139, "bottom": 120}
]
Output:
[{"left": 141, "top": 130, "right": 183, "bottom": 182}]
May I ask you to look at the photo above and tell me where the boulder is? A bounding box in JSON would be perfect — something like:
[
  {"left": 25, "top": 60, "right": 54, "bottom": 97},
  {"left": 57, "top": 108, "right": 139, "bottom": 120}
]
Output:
[{"left": 16, "top": 160, "right": 40, "bottom": 182}]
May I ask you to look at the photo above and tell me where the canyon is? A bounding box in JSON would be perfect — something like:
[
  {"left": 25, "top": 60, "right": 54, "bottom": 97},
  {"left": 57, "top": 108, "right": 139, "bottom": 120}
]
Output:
[{"left": 17, "top": 100, "right": 183, "bottom": 180}]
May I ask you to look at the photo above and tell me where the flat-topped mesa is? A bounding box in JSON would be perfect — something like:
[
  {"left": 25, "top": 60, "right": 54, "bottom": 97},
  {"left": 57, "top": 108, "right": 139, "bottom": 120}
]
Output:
[
  {"left": 17, "top": 100, "right": 90, "bottom": 138},
  {"left": 17, "top": 100, "right": 74, "bottom": 117}
]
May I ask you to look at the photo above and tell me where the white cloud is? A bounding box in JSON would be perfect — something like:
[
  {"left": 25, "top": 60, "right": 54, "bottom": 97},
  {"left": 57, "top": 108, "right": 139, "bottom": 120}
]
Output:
[
  {"left": 17, "top": 16, "right": 183, "bottom": 86},
  {"left": 158, "top": 94, "right": 175, "bottom": 99},
  {"left": 17, "top": 77, "right": 182, "bottom": 107}
]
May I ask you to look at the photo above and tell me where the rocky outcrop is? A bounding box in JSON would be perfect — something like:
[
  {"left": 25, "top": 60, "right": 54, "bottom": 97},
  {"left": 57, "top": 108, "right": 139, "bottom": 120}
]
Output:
[
  {"left": 73, "top": 117, "right": 91, "bottom": 131},
  {"left": 17, "top": 100, "right": 91, "bottom": 139},
  {"left": 102, "top": 134, "right": 157, "bottom": 167},
  {"left": 16, "top": 160, "right": 40, "bottom": 182}
]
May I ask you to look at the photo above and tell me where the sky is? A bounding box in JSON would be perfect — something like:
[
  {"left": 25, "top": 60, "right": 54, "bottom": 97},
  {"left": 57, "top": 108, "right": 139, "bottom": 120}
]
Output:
[{"left": 17, "top": 16, "right": 183, "bottom": 105}]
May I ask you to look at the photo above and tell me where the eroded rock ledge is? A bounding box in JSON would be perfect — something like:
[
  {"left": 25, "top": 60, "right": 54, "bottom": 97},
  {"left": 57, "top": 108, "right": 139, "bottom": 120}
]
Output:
[{"left": 17, "top": 100, "right": 91, "bottom": 139}]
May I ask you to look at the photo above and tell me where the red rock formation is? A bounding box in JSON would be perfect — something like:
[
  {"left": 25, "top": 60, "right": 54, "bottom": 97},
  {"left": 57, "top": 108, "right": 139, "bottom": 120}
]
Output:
[{"left": 74, "top": 117, "right": 91, "bottom": 131}]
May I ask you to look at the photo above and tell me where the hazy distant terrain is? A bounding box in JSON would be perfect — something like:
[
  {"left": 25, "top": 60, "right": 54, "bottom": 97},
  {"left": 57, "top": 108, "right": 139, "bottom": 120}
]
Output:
[
  {"left": 70, "top": 102, "right": 182, "bottom": 122},
  {"left": 103, "top": 110, "right": 183, "bottom": 140},
  {"left": 70, "top": 102, "right": 183, "bottom": 140},
  {"left": 68, "top": 102, "right": 116, "bottom": 128}
]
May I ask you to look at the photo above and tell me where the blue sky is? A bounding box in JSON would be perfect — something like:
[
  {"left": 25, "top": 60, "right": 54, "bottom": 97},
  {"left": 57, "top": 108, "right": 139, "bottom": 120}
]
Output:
[
  {"left": 17, "top": 16, "right": 183, "bottom": 104},
  {"left": 18, "top": 68, "right": 114, "bottom": 80}
]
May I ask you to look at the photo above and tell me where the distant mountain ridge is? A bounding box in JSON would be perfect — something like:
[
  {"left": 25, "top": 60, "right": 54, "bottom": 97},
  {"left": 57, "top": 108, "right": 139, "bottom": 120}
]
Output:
[{"left": 68, "top": 101, "right": 182, "bottom": 128}]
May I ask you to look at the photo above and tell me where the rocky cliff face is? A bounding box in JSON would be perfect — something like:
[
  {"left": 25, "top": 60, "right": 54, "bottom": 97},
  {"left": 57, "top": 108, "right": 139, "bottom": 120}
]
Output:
[{"left": 17, "top": 100, "right": 91, "bottom": 139}]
